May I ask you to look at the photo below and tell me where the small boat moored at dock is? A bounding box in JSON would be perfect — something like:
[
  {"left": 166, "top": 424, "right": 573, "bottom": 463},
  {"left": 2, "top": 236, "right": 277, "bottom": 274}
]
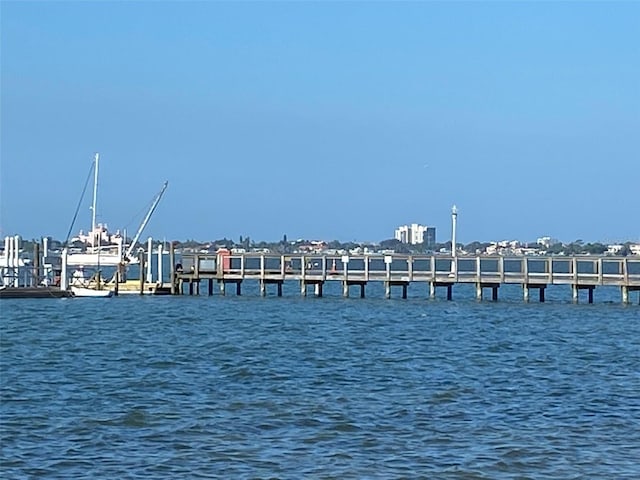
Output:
[{"left": 70, "top": 285, "right": 113, "bottom": 298}]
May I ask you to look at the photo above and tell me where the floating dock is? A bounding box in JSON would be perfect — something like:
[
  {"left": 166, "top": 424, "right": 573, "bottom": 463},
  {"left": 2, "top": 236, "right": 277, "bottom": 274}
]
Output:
[{"left": 0, "top": 286, "right": 73, "bottom": 298}]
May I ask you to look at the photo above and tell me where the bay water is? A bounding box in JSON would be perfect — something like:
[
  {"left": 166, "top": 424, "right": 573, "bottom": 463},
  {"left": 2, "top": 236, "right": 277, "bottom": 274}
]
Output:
[{"left": 1, "top": 287, "right": 639, "bottom": 478}]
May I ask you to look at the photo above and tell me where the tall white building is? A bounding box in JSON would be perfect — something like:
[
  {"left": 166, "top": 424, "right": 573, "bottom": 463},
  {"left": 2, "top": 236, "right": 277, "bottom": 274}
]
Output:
[{"left": 395, "top": 224, "right": 436, "bottom": 246}]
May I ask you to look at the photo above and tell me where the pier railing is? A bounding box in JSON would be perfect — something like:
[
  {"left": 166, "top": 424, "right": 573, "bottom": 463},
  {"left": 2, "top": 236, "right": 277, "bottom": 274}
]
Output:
[{"left": 178, "top": 253, "right": 640, "bottom": 286}]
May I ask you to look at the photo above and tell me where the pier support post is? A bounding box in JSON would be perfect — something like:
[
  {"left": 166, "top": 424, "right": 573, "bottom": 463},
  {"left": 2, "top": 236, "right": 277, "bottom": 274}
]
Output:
[
  {"left": 260, "top": 280, "right": 266, "bottom": 297},
  {"left": 360, "top": 283, "right": 366, "bottom": 298},
  {"left": 113, "top": 270, "right": 119, "bottom": 296},
  {"left": 539, "top": 287, "right": 545, "bottom": 303},
  {"left": 523, "top": 284, "right": 530, "bottom": 303},
  {"left": 208, "top": 279, "right": 213, "bottom": 296},
  {"left": 447, "top": 285, "right": 453, "bottom": 301},
  {"left": 300, "top": 281, "right": 306, "bottom": 297},
  {"left": 343, "top": 281, "right": 349, "bottom": 298},
  {"left": 315, "top": 283, "right": 323, "bottom": 297},
  {"left": 277, "top": 282, "right": 282, "bottom": 297},
  {"left": 60, "top": 248, "right": 68, "bottom": 291},
  {"left": 236, "top": 282, "right": 242, "bottom": 296},
  {"left": 622, "top": 286, "right": 629, "bottom": 304},
  {"left": 33, "top": 243, "right": 40, "bottom": 287},
  {"left": 188, "top": 281, "right": 194, "bottom": 296},
  {"left": 385, "top": 282, "right": 391, "bottom": 299},
  {"left": 219, "top": 280, "right": 225, "bottom": 296},
  {"left": 476, "top": 283, "right": 483, "bottom": 301},
  {"left": 588, "top": 287, "right": 594, "bottom": 304},
  {"left": 429, "top": 282, "right": 436, "bottom": 299},
  {"left": 402, "top": 284, "right": 407, "bottom": 299},
  {"left": 492, "top": 287, "right": 498, "bottom": 302},
  {"left": 572, "top": 285, "right": 578, "bottom": 303}
]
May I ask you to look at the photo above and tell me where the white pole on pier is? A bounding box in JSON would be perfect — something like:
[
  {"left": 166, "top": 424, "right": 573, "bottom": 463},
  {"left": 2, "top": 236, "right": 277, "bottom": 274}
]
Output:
[
  {"left": 60, "top": 247, "right": 68, "bottom": 291},
  {"left": 6, "top": 236, "right": 13, "bottom": 270},
  {"left": 146, "top": 237, "right": 153, "bottom": 284},
  {"left": 42, "top": 237, "right": 50, "bottom": 283},
  {"left": 14, "top": 235, "right": 20, "bottom": 286},
  {"left": 451, "top": 205, "right": 458, "bottom": 275},
  {"left": 157, "top": 242, "right": 163, "bottom": 285}
]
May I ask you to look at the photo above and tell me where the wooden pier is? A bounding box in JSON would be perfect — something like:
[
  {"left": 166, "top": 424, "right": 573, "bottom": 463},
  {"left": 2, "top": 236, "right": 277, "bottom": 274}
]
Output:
[{"left": 172, "top": 250, "right": 640, "bottom": 304}]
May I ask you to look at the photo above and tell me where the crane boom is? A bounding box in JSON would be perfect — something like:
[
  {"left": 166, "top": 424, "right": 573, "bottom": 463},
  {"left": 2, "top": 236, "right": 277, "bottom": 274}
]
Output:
[{"left": 125, "top": 181, "right": 169, "bottom": 260}]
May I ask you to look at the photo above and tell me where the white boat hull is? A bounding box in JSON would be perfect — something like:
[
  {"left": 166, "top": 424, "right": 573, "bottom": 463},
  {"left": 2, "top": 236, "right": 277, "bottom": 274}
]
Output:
[
  {"left": 71, "top": 286, "right": 113, "bottom": 298},
  {"left": 66, "top": 253, "right": 139, "bottom": 266}
]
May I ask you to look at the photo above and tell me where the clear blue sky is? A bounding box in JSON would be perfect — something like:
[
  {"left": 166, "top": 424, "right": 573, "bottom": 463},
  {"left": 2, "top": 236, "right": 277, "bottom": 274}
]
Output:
[{"left": 1, "top": 1, "right": 638, "bottom": 244}]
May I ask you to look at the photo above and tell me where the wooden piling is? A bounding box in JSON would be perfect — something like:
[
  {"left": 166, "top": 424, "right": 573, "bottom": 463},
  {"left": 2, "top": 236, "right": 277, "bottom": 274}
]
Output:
[{"left": 170, "top": 241, "right": 176, "bottom": 295}]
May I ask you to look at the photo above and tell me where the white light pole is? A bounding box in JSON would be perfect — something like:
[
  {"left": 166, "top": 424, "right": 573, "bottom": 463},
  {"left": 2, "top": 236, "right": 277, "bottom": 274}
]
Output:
[
  {"left": 451, "top": 205, "right": 458, "bottom": 275},
  {"left": 451, "top": 205, "right": 458, "bottom": 257}
]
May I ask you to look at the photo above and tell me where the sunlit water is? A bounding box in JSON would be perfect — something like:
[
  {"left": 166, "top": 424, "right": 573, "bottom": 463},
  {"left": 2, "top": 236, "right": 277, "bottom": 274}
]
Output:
[{"left": 2, "top": 286, "right": 639, "bottom": 478}]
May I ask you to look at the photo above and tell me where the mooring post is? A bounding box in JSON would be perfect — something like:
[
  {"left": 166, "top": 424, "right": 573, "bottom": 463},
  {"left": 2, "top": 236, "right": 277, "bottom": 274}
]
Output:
[
  {"left": 114, "top": 269, "right": 119, "bottom": 296},
  {"left": 33, "top": 243, "right": 40, "bottom": 287},
  {"left": 139, "top": 250, "right": 145, "bottom": 295},
  {"left": 315, "top": 283, "right": 323, "bottom": 297},
  {"left": 60, "top": 247, "right": 68, "bottom": 291}
]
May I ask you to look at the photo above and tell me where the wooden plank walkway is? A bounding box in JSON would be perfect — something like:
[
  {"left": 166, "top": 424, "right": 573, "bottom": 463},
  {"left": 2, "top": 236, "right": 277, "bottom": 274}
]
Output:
[{"left": 172, "top": 252, "right": 640, "bottom": 304}]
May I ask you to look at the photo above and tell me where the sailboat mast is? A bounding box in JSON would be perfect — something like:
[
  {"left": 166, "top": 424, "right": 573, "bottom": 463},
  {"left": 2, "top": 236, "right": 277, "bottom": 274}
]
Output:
[{"left": 91, "top": 153, "right": 99, "bottom": 242}]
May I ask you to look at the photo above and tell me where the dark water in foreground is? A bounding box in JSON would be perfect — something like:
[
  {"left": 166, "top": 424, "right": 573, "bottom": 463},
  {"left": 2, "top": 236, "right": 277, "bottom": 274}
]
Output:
[{"left": 1, "top": 289, "right": 639, "bottom": 478}]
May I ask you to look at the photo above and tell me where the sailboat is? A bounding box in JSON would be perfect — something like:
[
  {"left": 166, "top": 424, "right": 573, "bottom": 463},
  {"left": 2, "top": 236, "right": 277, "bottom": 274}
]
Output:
[
  {"left": 70, "top": 274, "right": 114, "bottom": 298},
  {"left": 66, "top": 154, "right": 168, "bottom": 267},
  {"left": 70, "top": 154, "right": 114, "bottom": 298},
  {"left": 66, "top": 153, "right": 127, "bottom": 267}
]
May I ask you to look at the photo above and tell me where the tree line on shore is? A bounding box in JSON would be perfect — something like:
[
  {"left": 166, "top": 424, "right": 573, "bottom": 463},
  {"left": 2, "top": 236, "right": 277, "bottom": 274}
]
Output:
[{"left": 10, "top": 236, "right": 637, "bottom": 256}]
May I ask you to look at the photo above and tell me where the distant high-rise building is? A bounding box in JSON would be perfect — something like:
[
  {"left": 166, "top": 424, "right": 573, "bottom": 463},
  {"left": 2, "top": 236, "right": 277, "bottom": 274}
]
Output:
[
  {"left": 394, "top": 224, "right": 436, "bottom": 247},
  {"left": 424, "top": 227, "right": 436, "bottom": 248}
]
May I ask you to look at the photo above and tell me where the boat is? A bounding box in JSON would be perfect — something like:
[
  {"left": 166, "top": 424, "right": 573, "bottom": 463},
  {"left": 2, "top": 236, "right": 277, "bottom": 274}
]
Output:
[
  {"left": 71, "top": 286, "right": 113, "bottom": 298},
  {"left": 65, "top": 153, "right": 167, "bottom": 267},
  {"left": 69, "top": 267, "right": 114, "bottom": 298}
]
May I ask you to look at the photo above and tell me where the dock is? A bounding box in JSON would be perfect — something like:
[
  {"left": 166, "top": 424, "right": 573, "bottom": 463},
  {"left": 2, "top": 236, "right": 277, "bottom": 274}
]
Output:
[{"left": 173, "top": 251, "right": 640, "bottom": 304}]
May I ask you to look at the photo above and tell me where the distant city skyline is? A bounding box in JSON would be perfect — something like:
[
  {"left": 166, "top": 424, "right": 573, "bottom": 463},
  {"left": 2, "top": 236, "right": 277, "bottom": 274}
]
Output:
[{"left": 1, "top": 2, "right": 638, "bottom": 243}]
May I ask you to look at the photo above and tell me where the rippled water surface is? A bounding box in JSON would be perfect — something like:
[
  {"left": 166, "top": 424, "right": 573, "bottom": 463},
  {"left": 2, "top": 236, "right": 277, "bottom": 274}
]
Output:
[{"left": 2, "top": 290, "right": 639, "bottom": 478}]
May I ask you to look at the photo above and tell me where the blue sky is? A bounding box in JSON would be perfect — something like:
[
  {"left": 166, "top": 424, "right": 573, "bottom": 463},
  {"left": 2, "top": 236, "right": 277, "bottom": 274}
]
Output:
[{"left": 1, "top": 1, "right": 638, "bottom": 244}]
